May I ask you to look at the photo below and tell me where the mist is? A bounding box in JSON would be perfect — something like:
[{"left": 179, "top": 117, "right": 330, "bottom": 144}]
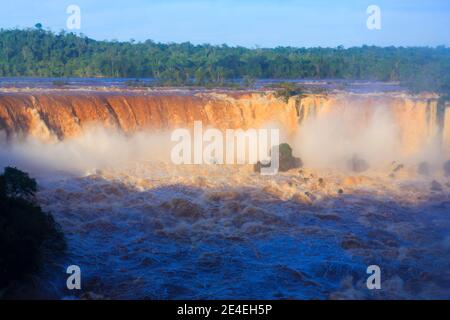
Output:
[
  {"left": 290, "top": 103, "right": 445, "bottom": 170},
  {"left": 0, "top": 127, "right": 174, "bottom": 176},
  {"left": 0, "top": 105, "right": 447, "bottom": 178}
]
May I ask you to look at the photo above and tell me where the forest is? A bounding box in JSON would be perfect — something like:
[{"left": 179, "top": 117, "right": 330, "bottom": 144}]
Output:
[{"left": 0, "top": 26, "right": 449, "bottom": 93}]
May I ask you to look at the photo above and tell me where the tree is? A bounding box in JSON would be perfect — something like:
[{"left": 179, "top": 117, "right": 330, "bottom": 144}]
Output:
[
  {"left": 0, "top": 28, "right": 448, "bottom": 94},
  {"left": 0, "top": 167, "right": 65, "bottom": 293},
  {"left": 2, "top": 167, "right": 37, "bottom": 199}
]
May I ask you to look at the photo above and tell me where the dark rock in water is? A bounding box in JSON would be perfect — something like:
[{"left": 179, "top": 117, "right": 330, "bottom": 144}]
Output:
[
  {"left": 444, "top": 160, "right": 450, "bottom": 177},
  {"left": 279, "top": 143, "right": 303, "bottom": 171},
  {"left": 254, "top": 143, "right": 302, "bottom": 173},
  {"left": 431, "top": 180, "right": 443, "bottom": 192},
  {"left": 318, "top": 178, "right": 325, "bottom": 188},
  {"left": 418, "top": 162, "right": 431, "bottom": 176},
  {"left": 348, "top": 155, "right": 369, "bottom": 173}
]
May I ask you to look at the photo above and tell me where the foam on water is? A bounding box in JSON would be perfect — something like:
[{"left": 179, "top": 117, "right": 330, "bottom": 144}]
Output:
[
  {"left": 16, "top": 160, "right": 448, "bottom": 299},
  {"left": 0, "top": 99, "right": 449, "bottom": 298}
]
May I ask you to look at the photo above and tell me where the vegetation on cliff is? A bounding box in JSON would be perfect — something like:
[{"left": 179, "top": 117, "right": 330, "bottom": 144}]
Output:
[
  {"left": 254, "top": 143, "right": 302, "bottom": 173},
  {"left": 0, "top": 27, "right": 449, "bottom": 93},
  {"left": 0, "top": 167, "right": 65, "bottom": 293}
]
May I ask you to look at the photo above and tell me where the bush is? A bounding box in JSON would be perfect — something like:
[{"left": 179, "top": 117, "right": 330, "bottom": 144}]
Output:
[
  {"left": 2, "top": 167, "right": 37, "bottom": 199},
  {"left": 0, "top": 167, "right": 65, "bottom": 290},
  {"left": 254, "top": 143, "right": 303, "bottom": 173},
  {"left": 273, "top": 83, "right": 305, "bottom": 103}
]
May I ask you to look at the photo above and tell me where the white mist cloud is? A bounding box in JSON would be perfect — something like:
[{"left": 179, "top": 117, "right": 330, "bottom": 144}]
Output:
[
  {"left": 0, "top": 127, "right": 174, "bottom": 176},
  {"left": 291, "top": 105, "right": 403, "bottom": 169}
]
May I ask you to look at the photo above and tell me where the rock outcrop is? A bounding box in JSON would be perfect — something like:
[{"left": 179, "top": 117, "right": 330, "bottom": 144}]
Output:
[
  {"left": 0, "top": 90, "right": 298, "bottom": 140},
  {"left": 254, "top": 143, "right": 302, "bottom": 173}
]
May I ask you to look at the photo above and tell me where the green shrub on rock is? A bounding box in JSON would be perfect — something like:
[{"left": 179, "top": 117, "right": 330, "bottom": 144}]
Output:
[{"left": 254, "top": 143, "right": 303, "bottom": 173}]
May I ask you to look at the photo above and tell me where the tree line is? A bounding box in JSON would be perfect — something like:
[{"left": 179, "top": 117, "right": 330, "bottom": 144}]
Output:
[{"left": 0, "top": 27, "right": 449, "bottom": 93}]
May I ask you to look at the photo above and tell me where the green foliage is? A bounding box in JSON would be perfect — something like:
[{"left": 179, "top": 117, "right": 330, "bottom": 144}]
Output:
[
  {"left": 0, "top": 28, "right": 449, "bottom": 93},
  {"left": 279, "top": 143, "right": 294, "bottom": 158},
  {"left": 271, "top": 82, "right": 306, "bottom": 102},
  {"left": 2, "top": 167, "right": 37, "bottom": 199},
  {"left": 0, "top": 167, "right": 65, "bottom": 290},
  {"left": 278, "top": 143, "right": 303, "bottom": 172},
  {"left": 254, "top": 142, "right": 302, "bottom": 173}
]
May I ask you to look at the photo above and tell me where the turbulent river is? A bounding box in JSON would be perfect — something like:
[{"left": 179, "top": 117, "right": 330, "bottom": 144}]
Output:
[{"left": 1, "top": 85, "right": 449, "bottom": 299}]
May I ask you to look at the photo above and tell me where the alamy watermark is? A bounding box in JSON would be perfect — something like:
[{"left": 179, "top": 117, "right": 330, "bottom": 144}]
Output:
[
  {"left": 366, "top": 265, "right": 381, "bottom": 290},
  {"left": 65, "top": 4, "right": 381, "bottom": 32},
  {"left": 66, "top": 265, "right": 81, "bottom": 290},
  {"left": 366, "top": 5, "right": 381, "bottom": 30},
  {"left": 67, "top": 4, "right": 81, "bottom": 30},
  {"left": 170, "top": 121, "right": 280, "bottom": 175}
]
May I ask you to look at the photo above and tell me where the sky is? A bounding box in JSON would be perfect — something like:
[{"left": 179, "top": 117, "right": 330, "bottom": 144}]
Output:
[{"left": 1, "top": 0, "right": 450, "bottom": 48}]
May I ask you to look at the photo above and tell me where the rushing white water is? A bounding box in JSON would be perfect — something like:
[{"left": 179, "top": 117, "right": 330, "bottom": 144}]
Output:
[
  {"left": 1, "top": 154, "right": 447, "bottom": 299},
  {"left": 1, "top": 93, "right": 450, "bottom": 299}
]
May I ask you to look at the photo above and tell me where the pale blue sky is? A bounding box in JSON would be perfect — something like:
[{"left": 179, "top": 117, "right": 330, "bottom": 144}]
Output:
[{"left": 1, "top": 0, "right": 449, "bottom": 47}]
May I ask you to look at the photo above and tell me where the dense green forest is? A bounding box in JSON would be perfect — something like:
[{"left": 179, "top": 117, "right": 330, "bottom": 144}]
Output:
[{"left": 0, "top": 27, "right": 449, "bottom": 93}]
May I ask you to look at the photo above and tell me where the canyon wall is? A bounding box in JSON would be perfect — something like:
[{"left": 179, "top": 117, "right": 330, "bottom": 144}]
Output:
[
  {"left": 0, "top": 91, "right": 298, "bottom": 141},
  {"left": 0, "top": 90, "right": 449, "bottom": 159}
]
